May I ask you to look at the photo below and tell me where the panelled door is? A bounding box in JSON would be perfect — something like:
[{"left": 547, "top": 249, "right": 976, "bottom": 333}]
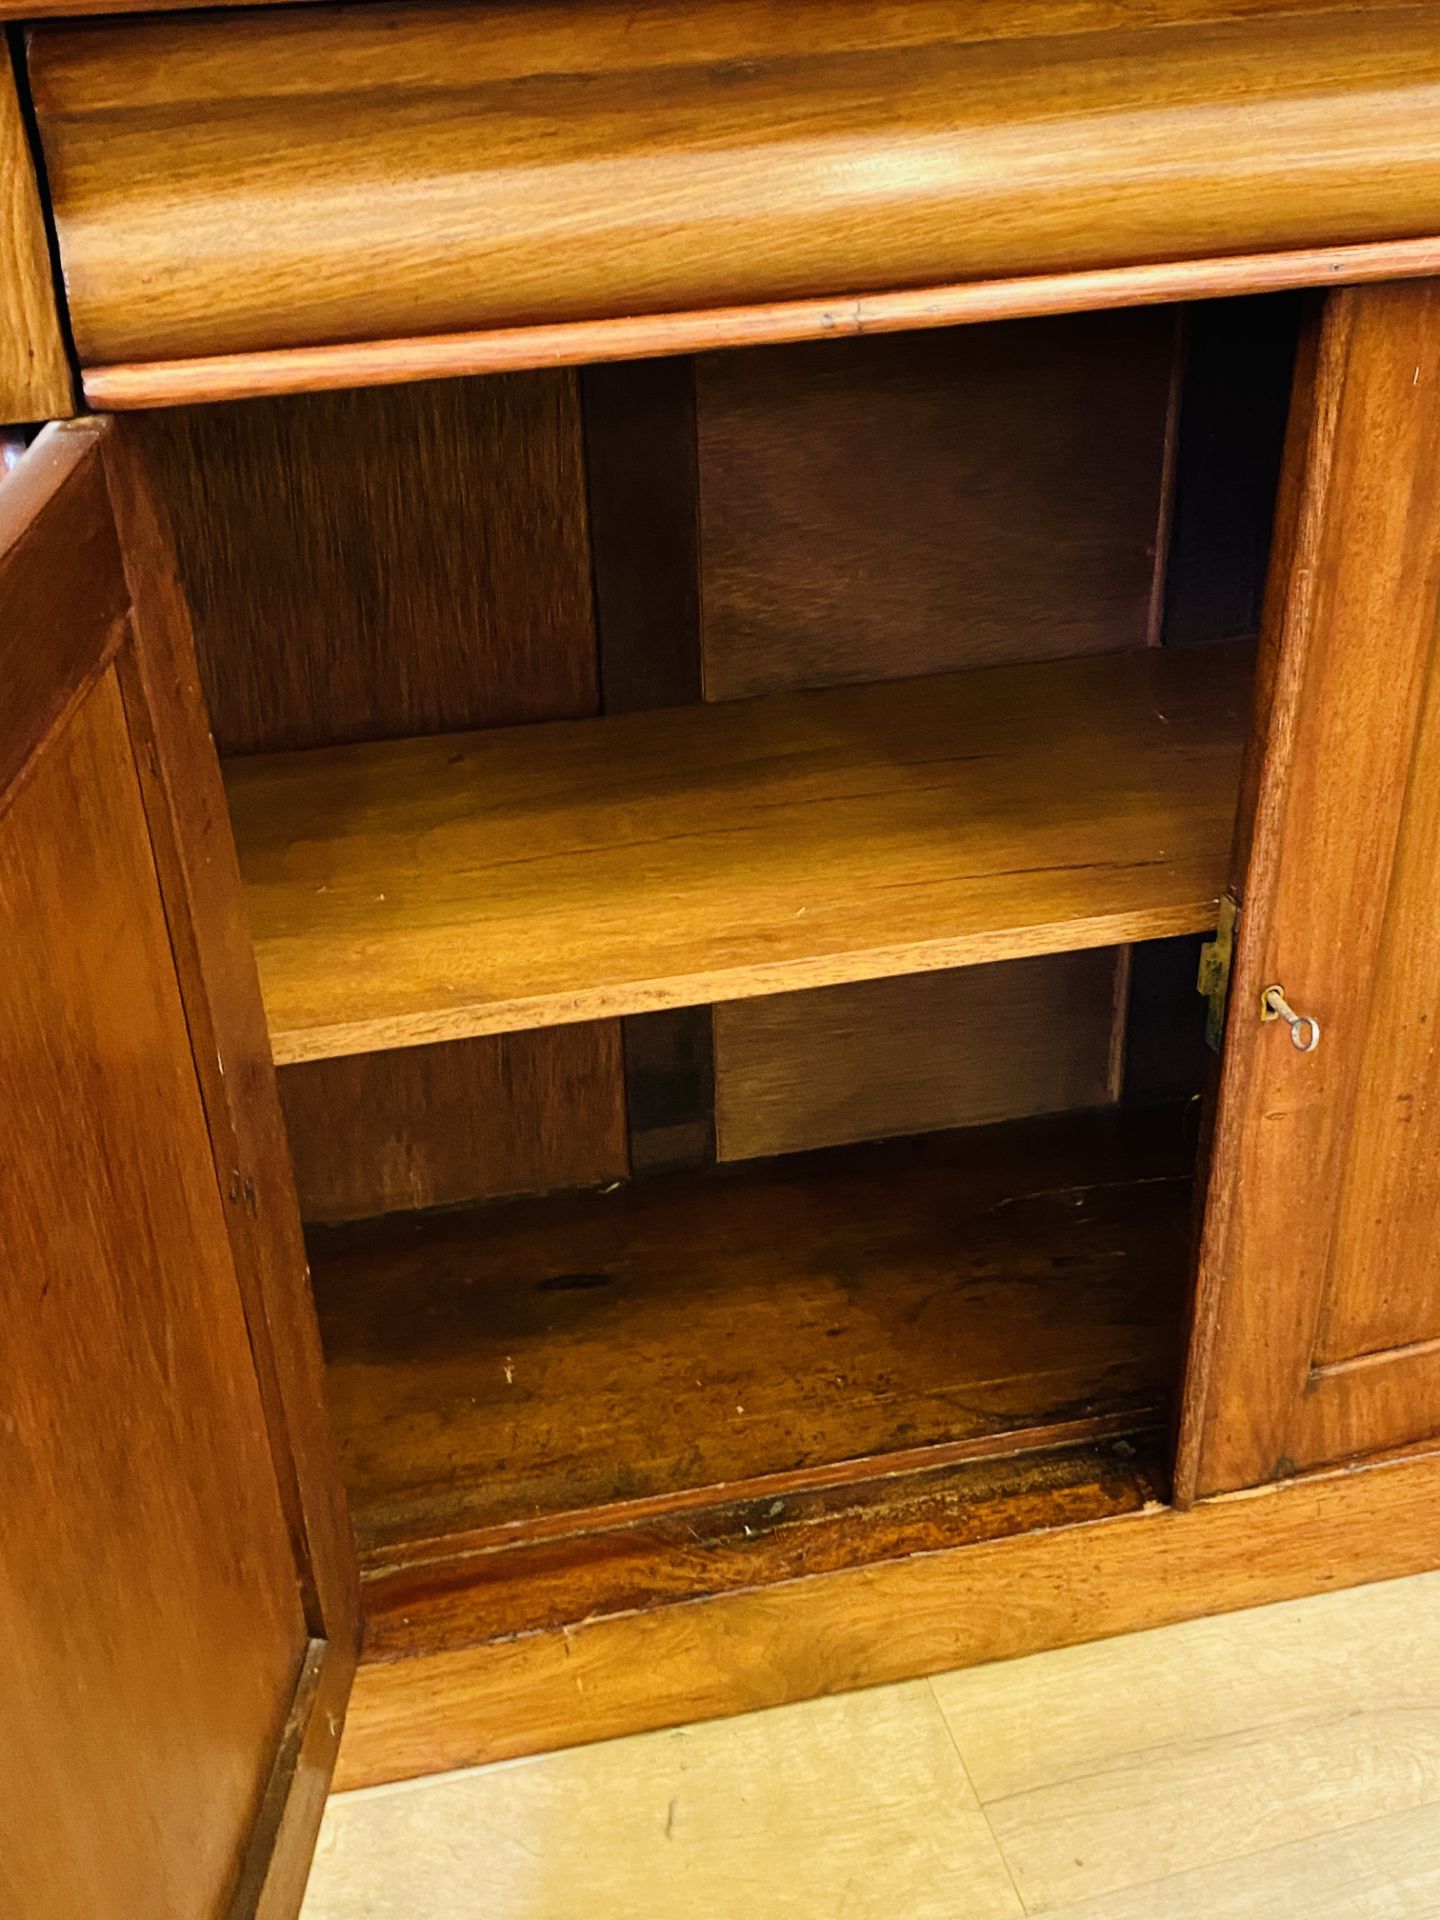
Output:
[
  {"left": 1179, "top": 279, "right": 1440, "bottom": 1500},
  {"left": 0, "top": 420, "right": 356, "bottom": 1918}
]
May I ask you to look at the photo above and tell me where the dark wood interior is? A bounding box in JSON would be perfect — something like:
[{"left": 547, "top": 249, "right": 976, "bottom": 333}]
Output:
[
  {"left": 358, "top": 1432, "right": 1172, "bottom": 1673},
  {"left": 152, "top": 303, "right": 1286, "bottom": 1221},
  {"left": 145, "top": 297, "right": 1283, "bottom": 1743},
  {"left": 311, "top": 1102, "right": 1195, "bottom": 1567}
]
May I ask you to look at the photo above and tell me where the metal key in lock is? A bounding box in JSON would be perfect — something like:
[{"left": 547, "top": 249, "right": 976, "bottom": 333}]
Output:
[{"left": 1260, "top": 984, "right": 1321, "bottom": 1053}]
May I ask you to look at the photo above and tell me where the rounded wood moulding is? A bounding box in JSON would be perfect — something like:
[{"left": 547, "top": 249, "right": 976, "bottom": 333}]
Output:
[{"left": 27, "top": 0, "right": 1440, "bottom": 375}]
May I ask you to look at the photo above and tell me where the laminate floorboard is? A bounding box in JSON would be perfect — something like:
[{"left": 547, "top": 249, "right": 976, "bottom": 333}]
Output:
[{"left": 301, "top": 1570, "right": 1440, "bottom": 1918}]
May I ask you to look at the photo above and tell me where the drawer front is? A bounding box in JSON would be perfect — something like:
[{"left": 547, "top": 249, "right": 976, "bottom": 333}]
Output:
[{"left": 28, "top": 0, "right": 1440, "bottom": 368}]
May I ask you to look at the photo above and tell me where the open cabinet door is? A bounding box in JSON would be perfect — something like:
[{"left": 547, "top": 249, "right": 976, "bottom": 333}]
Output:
[
  {"left": 1178, "top": 279, "right": 1440, "bottom": 1501},
  {"left": 0, "top": 420, "right": 357, "bottom": 1918}
]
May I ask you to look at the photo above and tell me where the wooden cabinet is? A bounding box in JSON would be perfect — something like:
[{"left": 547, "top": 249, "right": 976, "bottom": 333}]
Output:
[{"left": 6, "top": 7, "right": 1440, "bottom": 1916}]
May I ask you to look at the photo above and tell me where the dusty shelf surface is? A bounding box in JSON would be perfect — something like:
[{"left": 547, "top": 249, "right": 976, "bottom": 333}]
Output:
[{"left": 309, "top": 1103, "right": 1195, "bottom": 1566}]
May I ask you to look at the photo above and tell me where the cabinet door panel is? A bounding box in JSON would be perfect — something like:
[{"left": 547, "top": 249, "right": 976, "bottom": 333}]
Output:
[
  {"left": 1179, "top": 279, "right": 1440, "bottom": 1498},
  {"left": 0, "top": 421, "right": 354, "bottom": 1918}
]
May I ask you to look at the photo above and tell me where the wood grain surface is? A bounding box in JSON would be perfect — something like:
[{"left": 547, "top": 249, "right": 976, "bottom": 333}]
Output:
[
  {"left": 700, "top": 310, "right": 1175, "bottom": 1157},
  {"left": 0, "top": 424, "right": 355, "bottom": 1914},
  {"left": 278, "top": 1027, "right": 628, "bottom": 1223},
  {"left": 131, "top": 375, "right": 617, "bottom": 1224},
  {"left": 0, "top": 0, "right": 1391, "bottom": 25},
  {"left": 0, "top": 424, "right": 124, "bottom": 803},
  {"left": 0, "top": 47, "right": 71, "bottom": 422},
  {"left": 310, "top": 1106, "right": 1190, "bottom": 1557},
  {"left": 102, "top": 420, "right": 360, "bottom": 1646},
  {"left": 357, "top": 1437, "right": 1166, "bottom": 1664},
  {"left": 1179, "top": 279, "right": 1440, "bottom": 1499},
  {"left": 697, "top": 314, "right": 1176, "bottom": 698},
  {"left": 130, "top": 375, "right": 596, "bottom": 755},
  {"left": 76, "top": 239, "right": 1440, "bottom": 412},
  {"left": 233, "top": 1637, "right": 332, "bottom": 1920},
  {"left": 227, "top": 642, "right": 1251, "bottom": 1062},
  {"left": 1310, "top": 631, "right": 1440, "bottom": 1365},
  {"left": 0, "top": 668, "right": 309, "bottom": 1920},
  {"left": 100, "top": 422, "right": 363, "bottom": 1908},
  {"left": 713, "top": 955, "right": 1121, "bottom": 1162},
  {"left": 29, "top": 3, "right": 1440, "bottom": 366},
  {"left": 336, "top": 1447, "right": 1440, "bottom": 1787}
]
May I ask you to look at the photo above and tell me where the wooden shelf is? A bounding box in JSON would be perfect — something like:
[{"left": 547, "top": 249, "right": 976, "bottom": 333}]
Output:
[
  {"left": 308, "top": 1104, "right": 1195, "bottom": 1568},
  {"left": 227, "top": 641, "right": 1251, "bottom": 1064}
]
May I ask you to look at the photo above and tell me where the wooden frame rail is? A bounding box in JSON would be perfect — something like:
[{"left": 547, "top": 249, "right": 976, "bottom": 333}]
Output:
[
  {"left": 83, "top": 239, "right": 1440, "bottom": 411},
  {"left": 30, "top": 0, "right": 1440, "bottom": 406}
]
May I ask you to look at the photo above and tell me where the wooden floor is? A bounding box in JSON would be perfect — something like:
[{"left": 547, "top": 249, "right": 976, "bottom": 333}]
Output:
[{"left": 300, "top": 1569, "right": 1440, "bottom": 1919}]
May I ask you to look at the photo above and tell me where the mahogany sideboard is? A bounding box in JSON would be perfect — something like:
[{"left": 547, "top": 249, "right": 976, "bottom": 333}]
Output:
[{"left": 6, "top": 3, "right": 1440, "bottom": 1915}]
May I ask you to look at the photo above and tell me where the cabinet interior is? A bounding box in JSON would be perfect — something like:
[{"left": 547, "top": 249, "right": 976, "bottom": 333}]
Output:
[{"left": 145, "top": 295, "right": 1296, "bottom": 1657}]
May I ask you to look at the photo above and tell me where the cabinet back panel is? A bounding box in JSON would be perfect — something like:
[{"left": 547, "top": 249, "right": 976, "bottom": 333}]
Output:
[
  {"left": 695, "top": 310, "right": 1178, "bottom": 1160},
  {"left": 278, "top": 1028, "right": 628, "bottom": 1225},
  {"left": 714, "top": 953, "right": 1121, "bottom": 1163},
  {"left": 697, "top": 310, "right": 1177, "bottom": 700},
  {"left": 132, "top": 373, "right": 596, "bottom": 753}
]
